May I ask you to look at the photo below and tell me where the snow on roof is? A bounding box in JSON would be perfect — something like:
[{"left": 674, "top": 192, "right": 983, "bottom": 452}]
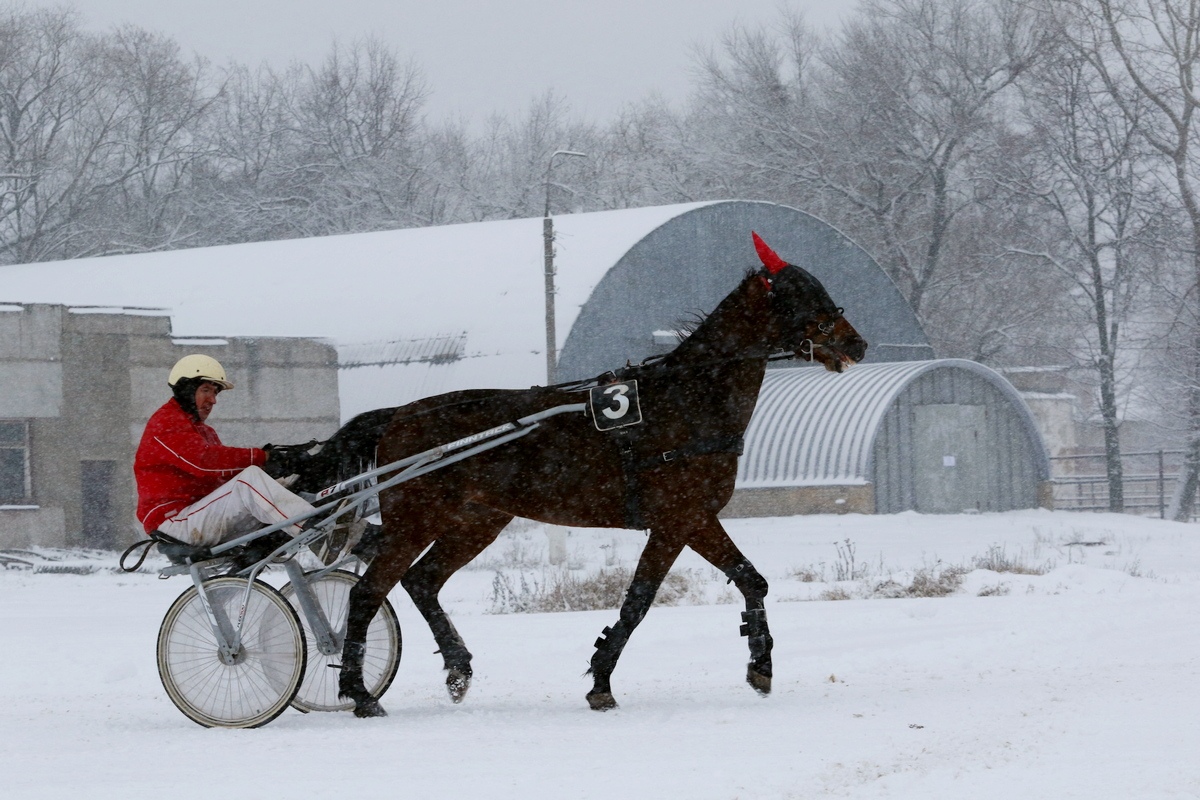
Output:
[
  {"left": 0, "top": 202, "right": 716, "bottom": 417},
  {"left": 66, "top": 306, "right": 171, "bottom": 316},
  {"left": 338, "top": 333, "right": 467, "bottom": 368}
]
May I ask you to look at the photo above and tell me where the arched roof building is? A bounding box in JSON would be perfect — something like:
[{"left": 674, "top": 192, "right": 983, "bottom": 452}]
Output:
[
  {"left": 556, "top": 200, "right": 931, "bottom": 379},
  {"left": 726, "top": 360, "right": 1052, "bottom": 516},
  {"left": 0, "top": 200, "right": 930, "bottom": 419}
]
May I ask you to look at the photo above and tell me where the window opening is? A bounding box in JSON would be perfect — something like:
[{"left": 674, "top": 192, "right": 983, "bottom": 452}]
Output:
[{"left": 0, "top": 420, "right": 31, "bottom": 504}]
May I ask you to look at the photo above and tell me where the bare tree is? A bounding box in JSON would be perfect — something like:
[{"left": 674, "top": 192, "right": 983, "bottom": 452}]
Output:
[
  {"left": 687, "top": 9, "right": 820, "bottom": 202},
  {"left": 89, "top": 24, "right": 218, "bottom": 253},
  {"left": 448, "top": 92, "right": 597, "bottom": 220},
  {"left": 0, "top": 7, "right": 104, "bottom": 262},
  {"left": 999, "top": 36, "right": 1164, "bottom": 508},
  {"left": 286, "top": 38, "right": 430, "bottom": 234},
  {"left": 197, "top": 38, "right": 432, "bottom": 242},
  {"left": 813, "top": 0, "right": 1045, "bottom": 318},
  {"left": 195, "top": 62, "right": 296, "bottom": 243},
  {"left": 591, "top": 96, "right": 705, "bottom": 209},
  {"left": 680, "top": 0, "right": 1053, "bottom": 364},
  {"left": 1057, "top": 0, "right": 1200, "bottom": 518},
  {"left": 0, "top": 10, "right": 223, "bottom": 262}
]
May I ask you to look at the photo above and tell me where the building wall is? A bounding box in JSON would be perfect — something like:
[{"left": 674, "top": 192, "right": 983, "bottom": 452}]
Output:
[
  {"left": 722, "top": 484, "right": 875, "bottom": 518},
  {"left": 728, "top": 360, "right": 1049, "bottom": 518},
  {"left": 2, "top": 305, "right": 70, "bottom": 547},
  {"left": 1020, "top": 394, "right": 1081, "bottom": 460},
  {"left": 0, "top": 304, "right": 340, "bottom": 551}
]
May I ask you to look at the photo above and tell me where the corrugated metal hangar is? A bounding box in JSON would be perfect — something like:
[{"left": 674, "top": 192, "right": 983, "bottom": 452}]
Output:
[{"left": 727, "top": 360, "right": 1052, "bottom": 517}]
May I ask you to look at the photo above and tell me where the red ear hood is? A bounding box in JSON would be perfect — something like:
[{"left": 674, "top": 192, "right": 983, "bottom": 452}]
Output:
[{"left": 752, "top": 231, "right": 788, "bottom": 274}]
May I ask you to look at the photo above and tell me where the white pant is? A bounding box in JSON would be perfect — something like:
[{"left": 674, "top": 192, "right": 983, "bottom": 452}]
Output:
[{"left": 158, "top": 466, "right": 316, "bottom": 547}]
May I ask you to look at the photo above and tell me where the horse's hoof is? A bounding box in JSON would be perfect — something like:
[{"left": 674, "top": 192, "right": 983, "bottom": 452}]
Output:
[
  {"left": 587, "top": 691, "right": 617, "bottom": 711},
  {"left": 353, "top": 698, "right": 388, "bottom": 718},
  {"left": 746, "top": 666, "right": 772, "bottom": 696},
  {"left": 447, "top": 667, "right": 471, "bottom": 704}
]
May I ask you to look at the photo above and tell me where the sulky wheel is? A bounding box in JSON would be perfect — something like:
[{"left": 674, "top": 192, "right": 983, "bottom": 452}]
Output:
[
  {"left": 157, "top": 577, "right": 306, "bottom": 728},
  {"left": 280, "top": 569, "right": 401, "bottom": 712}
]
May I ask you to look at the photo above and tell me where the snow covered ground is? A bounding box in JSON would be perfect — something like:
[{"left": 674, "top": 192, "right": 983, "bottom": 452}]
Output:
[{"left": 1, "top": 509, "right": 1198, "bottom": 799}]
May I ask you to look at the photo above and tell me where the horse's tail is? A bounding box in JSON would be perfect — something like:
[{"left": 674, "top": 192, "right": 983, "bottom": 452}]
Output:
[{"left": 292, "top": 407, "right": 398, "bottom": 494}]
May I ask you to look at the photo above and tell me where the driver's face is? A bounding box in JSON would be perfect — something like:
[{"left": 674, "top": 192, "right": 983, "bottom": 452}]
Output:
[{"left": 194, "top": 382, "right": 221, "bottom": 422}]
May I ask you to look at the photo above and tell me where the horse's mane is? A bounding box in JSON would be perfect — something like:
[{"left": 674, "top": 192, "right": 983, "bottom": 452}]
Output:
[{"left": 674, "top": 311, "right": 707, "bottom": 340}]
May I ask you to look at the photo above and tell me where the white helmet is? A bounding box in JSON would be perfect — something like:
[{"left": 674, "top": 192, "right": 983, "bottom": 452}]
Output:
[{"left": 168, "top": 354, "right": 234, "bottom": 390}]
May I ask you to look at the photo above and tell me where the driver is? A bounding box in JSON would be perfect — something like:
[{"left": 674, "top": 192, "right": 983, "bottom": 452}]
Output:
[{"left": 134, "top": 354, "right": 316, "bottom": 550}]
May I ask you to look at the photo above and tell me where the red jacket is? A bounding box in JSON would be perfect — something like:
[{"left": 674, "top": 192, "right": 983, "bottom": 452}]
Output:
[{"left": 134, "top": 398, "right": 266, "bottom": 533}]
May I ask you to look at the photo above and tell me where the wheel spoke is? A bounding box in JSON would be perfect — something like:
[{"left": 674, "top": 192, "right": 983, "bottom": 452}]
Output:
[
  {"left": 158, "top": 578, "right": 306, "bottom": 728},
  {"left": 281, "top": 570, "right": 401, "bottom": 712}
]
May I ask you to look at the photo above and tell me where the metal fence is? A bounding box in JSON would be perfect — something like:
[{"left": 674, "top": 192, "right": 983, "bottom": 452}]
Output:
[{"left": 1049, "top": 449, "right": 1189, "bottom": 519}]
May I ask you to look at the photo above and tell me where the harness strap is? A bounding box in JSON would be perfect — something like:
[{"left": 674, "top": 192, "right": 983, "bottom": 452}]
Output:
[
  {"left": 641, "top": 435, "right": 744, "bottom": 469},
  {"left": 118, "top": 531, "right": 209, "bottom": 572},
  {"left": 118, "top": 539, "right": 155, "bottom": 572},
  {"left": 613, "top": 433, "right": 647, "bottom": 531},
  {"left": 614, "top": 433, "right": 746, "bottom": 531}
]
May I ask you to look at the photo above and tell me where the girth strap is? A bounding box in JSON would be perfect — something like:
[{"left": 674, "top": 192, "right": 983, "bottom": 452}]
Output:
[
  {"left": 613, "top": 433, "right": 646, "bottom": 531},
  {"left": 640, "top": 434, "right": 744, "bottom": 470},
  {"left": 614, "top": 433, "right": 745, "bottom": 530}
]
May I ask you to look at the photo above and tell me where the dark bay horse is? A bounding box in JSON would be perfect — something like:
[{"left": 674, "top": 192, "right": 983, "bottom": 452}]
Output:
[{"left": 291, "top": 233, "right": 866, "bottom": 716}]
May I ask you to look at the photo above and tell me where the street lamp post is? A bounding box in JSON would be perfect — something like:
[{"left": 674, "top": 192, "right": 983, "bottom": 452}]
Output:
[{"left": 543, "top": 149, "right": 587, "bottom": 385}]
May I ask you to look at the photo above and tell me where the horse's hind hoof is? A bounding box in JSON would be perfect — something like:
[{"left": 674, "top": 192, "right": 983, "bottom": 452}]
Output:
[
  {"left": 353, "top": 698, "right": 388, "bottom": 718},
  {"left": 587, "top": 691, "right": 617, "bottom": 711},
  {"left": 746, "top": 667, "right": 772, "bottom": 696},
  {"left": 446, "top": 666, "right": 471, "bottom": 704}
]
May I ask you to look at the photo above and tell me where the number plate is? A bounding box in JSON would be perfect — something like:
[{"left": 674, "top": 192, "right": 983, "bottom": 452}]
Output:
[{"left": 589, "top": 381, "right": 643, "bottom": 431}]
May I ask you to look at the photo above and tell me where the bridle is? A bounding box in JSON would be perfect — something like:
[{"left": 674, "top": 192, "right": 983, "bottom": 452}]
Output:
[
  {"left": 817, "top": 311, "right": 844, "bottom": 336},
  {"left": 762, "top": 272, "right": 845, "bottom": 363}
]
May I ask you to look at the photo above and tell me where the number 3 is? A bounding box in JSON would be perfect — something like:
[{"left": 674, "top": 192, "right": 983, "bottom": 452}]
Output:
[{"left": 602, "top": 384, "right": 631, "bottom": 420}]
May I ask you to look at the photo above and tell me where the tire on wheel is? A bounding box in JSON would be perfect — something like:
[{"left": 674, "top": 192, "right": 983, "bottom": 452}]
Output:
[
  {"left": 157, "top": 577, "right": 306, "bottom": 728},
  {"left": 280, "top": 569, "right": 401, "bottom": 713}
]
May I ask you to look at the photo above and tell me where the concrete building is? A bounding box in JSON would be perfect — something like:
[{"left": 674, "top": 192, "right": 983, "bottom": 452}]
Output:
[{"left": 0, "top": 304, "right": 339, "bottom": 550}]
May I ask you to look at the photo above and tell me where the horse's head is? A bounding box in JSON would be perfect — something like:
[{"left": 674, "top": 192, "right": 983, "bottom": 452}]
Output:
[{"left": 753, "top": 232, "right": 867, "bottom": 372}]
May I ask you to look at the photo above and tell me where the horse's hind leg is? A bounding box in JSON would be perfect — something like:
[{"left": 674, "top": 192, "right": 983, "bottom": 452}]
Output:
[
  {"left": 340, "top": 554, "right": 411, "bottom": 717},
  {"left": 339, "top": 500, "right": 444, "bottom": 717},
  {"left": 686, "top": 516, "right": 773, "bottom": 695},
  {"left": 401, "top": 504, "right": 513, "bottom": 703},
  {"left": 587, "top": 534, "right": 684, "bottom": 711}
]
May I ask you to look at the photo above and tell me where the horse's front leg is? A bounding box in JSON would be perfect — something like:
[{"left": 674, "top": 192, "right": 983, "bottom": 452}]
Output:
[
  {"left": 727, "top": 559, "right": 773, "bottom": 694},
  {"left": 688, "top": 518, "right": 773, "bottom": 695},
  {"left": 587, "top": 535, "right": 683, "bottom": 711}
]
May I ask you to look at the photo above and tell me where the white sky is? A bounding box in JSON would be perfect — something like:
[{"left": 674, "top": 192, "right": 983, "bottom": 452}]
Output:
[{"left": 35, "top": 0, "right": 854, "bottom": 125}]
